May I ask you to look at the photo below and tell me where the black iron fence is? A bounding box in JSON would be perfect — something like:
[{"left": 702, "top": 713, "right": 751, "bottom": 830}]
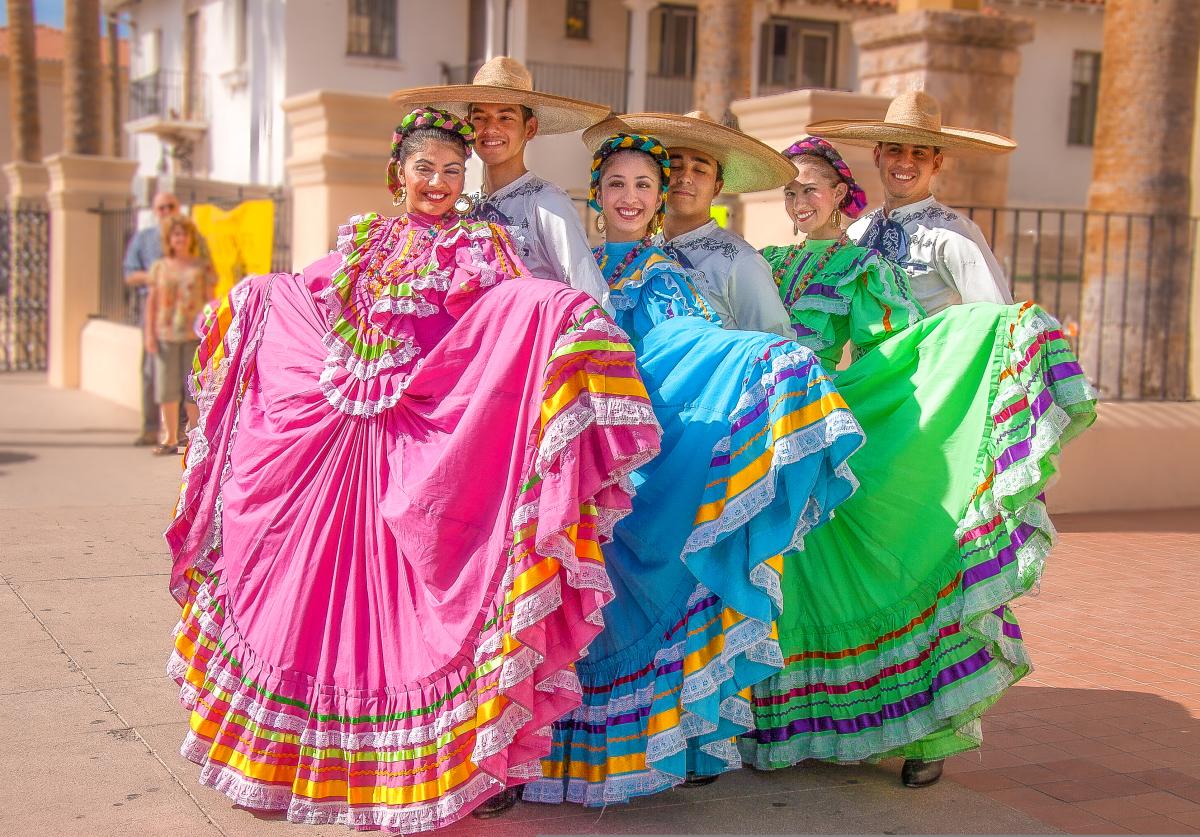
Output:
[
  {"left": 0, "top": 202, "right": 51, "bottom": 372},
  {"left": 94, "top": 202, "right": 141, "bottom": 326},
  {"left": 957, "top": 206, "right": 1197, "bottom": 401},
  {"left": 93, "top": 186, "right": 293, "bottom": 329},
  {"left": 129, "top": 68, "right": 207, "bottom": 122}
]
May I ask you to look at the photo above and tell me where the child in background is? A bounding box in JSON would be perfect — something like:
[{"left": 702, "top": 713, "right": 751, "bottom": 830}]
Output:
[{"left": 145, "top": 214, "right": 216, "bottom": 455}]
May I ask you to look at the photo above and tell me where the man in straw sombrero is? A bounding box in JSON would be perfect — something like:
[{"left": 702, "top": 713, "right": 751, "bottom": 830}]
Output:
[
  {"left": 582, "top": 111, "right": 795, "bottom": 339},
  {"left": 808, "top": 90, "right": 1015, "bottom": 317},
  {"left": 393, "top": 56, "right": 613, "bottom": 315}
]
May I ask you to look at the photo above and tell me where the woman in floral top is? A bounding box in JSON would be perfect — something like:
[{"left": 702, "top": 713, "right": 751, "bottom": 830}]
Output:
[{"left": 144, "top": 213, "right": 215, "bottom": 455}]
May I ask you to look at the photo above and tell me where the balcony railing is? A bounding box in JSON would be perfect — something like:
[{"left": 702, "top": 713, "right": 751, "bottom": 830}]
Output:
[
  {"left": 645, "top": 75, "right": 694, "bottom": 114},
  {"left": 128, "top": 69, "right": 207, "bottom": 122},
  {"left": 442, "top": 61, "right": 629, "bottom": 113},
  {"left": 528, "top": 61, "right": 627, "bottom": 113}
]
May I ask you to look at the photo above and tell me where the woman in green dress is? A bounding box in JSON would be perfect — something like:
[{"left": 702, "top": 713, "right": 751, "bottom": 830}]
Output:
[{"left": 742, "top": 136, "right": 1097, "bottom": 787}]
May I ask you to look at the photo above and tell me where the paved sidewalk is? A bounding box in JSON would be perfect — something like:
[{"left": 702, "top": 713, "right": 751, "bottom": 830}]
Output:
[{"left": 0, "top": 372, "right": 1196, "bottom": 836}]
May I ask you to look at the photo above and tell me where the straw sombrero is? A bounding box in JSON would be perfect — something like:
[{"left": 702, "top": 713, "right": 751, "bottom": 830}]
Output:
[
  {"left": 582, "top": 111, "right": 797, "bottom": 193},
  {"left": 806, "top": 91, "right": 1016, "bottom": 155},
  {"left": 390, "top": 56, "right": 611, "bottom": 136}
]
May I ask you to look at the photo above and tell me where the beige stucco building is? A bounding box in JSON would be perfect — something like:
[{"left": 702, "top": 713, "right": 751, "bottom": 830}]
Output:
[{"left": 102, "top": 0, "right": 1106, "bottom": 212}]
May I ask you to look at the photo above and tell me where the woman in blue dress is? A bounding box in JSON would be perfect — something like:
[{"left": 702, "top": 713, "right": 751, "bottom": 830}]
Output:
[{"left": 524, "top": 126, "right": 864, "bottom": 807}]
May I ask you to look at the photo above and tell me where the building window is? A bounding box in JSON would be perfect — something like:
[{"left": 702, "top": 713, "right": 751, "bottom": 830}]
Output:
[
  {"left": 758, "top": 17, "right": 837, "bottom": 93},
  {"left": 566, "top": 0, "right": 590, "bottom": 39},
  {"left": 1067, "top": 51, "right": 1101, "bottom": 146},
  {"left": 347, "top": 0, "right": 397, "bottom": 58},
  {"left": 655, "top": 5, "right": 697, "bottom": 79}
]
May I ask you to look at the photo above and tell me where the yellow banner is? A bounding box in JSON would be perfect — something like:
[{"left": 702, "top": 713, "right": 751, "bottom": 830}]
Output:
[{"left": 191, "top": 199, "right": 276, "bottom": 300}]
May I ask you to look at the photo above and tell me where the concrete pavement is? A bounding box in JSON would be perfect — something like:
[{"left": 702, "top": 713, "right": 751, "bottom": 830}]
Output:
[{"left": 1, "top": 372, "right": 1192, "bottom": 835}]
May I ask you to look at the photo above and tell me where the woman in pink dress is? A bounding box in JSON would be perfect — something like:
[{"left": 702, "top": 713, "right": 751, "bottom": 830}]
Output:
[{"left": 165, "top": 108, "right": 661, "bottom": 832}]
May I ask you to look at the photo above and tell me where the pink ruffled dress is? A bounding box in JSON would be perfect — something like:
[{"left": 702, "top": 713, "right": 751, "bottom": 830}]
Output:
[{"left": 166, "top": 211, "right": 661, "bottom": 832}]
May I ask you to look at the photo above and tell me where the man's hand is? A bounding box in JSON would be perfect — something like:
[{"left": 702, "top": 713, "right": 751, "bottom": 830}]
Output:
[{"left": 125, "top": 270, "right": 150, "bottom": 287}]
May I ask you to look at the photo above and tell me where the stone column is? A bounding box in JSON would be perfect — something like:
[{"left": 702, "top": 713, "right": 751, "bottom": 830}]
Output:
[
  {"left": 484, "top": 0, "right": 507, "bottom": 60},
  {"left": 283, "top": 91, "right": 395, "bottom": 269},
  {"left": 694, "top": 0, "right": 755, "bottom": 125},
  {"left": 624, "top": 0, "right": 658, "bottom": 113},
  {"left": 43, "top": 154, "right": 138, "bottom": 388},
  {"left": 851, "top": 8, "right": 1032, "bottom": 209},
  {"left": 507, "top": 0, "right": 529, "bottom": 63},
  {"left": 1080, "top": 0, "right": 1200, "bottom": 401},
  {"left": 748, "top": 0, "right": 770, "bottom": 99}
]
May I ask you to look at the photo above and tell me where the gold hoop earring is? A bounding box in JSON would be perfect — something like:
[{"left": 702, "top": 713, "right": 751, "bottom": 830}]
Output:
[
  {"left": 392, "top": 185, "right": 406, "bottom": 208},
  {"left": 453, "top": 194, "right": 474, "bottom": 215},
  {"left": 793, "top": 217, "right": 800, "bottom": 237},
  {"left": 833, "top": 208, "right": 843, "bottom": 228},
  {"left": 595, "top": 214, "right": 606, "bottom": 235}
]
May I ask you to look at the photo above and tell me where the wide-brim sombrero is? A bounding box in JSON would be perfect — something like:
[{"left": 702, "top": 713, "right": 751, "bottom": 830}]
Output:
[
  {"left": 806, "top": 90, "right": 1016, "bottom": 155},
  {"left": 391, "top": 56, "right": 612, "bottom": 136},
  {"left": 582, "top": 111, "right": 797, "bottom": 193}
]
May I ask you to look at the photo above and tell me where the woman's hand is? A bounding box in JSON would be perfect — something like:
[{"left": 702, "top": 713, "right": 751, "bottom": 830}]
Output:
[{"left": 145, "top": 334, "right": 158, "bottom": 355}]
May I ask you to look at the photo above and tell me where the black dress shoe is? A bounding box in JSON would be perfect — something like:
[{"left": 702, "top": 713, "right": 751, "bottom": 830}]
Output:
[
  {"left": 680, "top": 773, "right": 719, "bottom": 788},
  {"left": 901, "top": 758, "right": 945, "bottom": 788},
  {"left": 470, "top": 787, "right": 519, "bottom": 818}
]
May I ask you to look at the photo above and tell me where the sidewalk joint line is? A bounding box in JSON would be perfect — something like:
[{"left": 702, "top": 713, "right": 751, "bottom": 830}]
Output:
[{"left": 1, "top": 574, "right": 230, "bottom": 836}]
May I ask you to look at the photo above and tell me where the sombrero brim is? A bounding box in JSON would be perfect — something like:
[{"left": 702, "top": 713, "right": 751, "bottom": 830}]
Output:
[
  {"left": 805, "top": 118, "right": 1016, "bottom": 155},
  {"left": 390, "top": 84, "right": 612, "bottom": 136},
  {"left": 583, "top": 113, "right": 797, "bottom": 193}
]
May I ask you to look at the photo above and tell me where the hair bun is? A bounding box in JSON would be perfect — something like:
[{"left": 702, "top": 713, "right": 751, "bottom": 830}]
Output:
[{"left": 391, "top": 107, "right": 476, "bottom": 161}]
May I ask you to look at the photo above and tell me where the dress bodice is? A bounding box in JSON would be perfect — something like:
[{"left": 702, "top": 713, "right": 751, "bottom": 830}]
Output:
[
  {"left": 762, "top": 239, "right": 924, "bottom": 367},
  {"left": 596, "top": 240, "right": 721, "bottom": 343}
]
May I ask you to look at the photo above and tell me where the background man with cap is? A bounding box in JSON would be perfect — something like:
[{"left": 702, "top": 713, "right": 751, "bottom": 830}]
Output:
[
  {"left": 809, "top": 91, "right": 1015, "bottom": 316},
  {"left": 393, "top": 57, "right": 612, "bottom": 315},
  {"left": 605, "top": 111, "right": 795, "bottom": 339}
]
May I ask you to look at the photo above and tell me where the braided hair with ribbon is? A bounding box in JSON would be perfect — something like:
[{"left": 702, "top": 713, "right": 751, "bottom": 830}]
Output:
[
  {"left": 783, "top": 136, "right": 868, "bottom": 220},
  {"left": 386, "top": 107, "right": 476, "bottom": 199},
  {"left": 589, "top": 132, "right": 671, "bottom": 236}
]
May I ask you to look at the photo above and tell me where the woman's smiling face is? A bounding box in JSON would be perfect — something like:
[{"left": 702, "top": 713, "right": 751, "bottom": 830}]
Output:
[
  {"left": 398, "top": 139, "right": 467, "bottom": 217},
  {"left": 597, "top": 150, "right": 663, "bottom": 243},
  {"left": 784, "top": 157, "right": 848, "bottom": 236}
]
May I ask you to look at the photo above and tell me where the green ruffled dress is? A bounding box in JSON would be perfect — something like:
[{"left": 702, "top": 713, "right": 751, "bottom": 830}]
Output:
[{"left": 741, "top": 239, "right": 1096, "bottom": 765}]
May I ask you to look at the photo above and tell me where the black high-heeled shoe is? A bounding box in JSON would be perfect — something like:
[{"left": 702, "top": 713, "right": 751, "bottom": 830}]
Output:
[
  {"left": 470, "top": 787, "right": 519, "bottom": 819},
  {"left": 900, "top": 758, "right": 945, "bottom": 788}
]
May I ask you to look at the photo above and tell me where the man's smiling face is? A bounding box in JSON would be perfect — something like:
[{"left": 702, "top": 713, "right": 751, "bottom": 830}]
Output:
[
  {"left": 666, "top": 147, "right": 723, "bottom": 219},
  {"left": 468, "top": 103, "right": 537, "bottom": 167},
  {"left": 873, "top": 142, "right": 942, "bottom": 205}
]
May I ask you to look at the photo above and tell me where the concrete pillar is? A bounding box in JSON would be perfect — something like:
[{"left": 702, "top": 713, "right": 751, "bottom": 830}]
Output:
[
  {"left": 625, "top": 0, "right": 658, "bottom": 113},
  {"left": 43, "top": 154, "right": 138, "bottom": 388},
  {"left": 507, "top": 0, "right": 529, "bottom": 63},
  {"left": 748, "top": 0, "right": 770, "bottom": 99},
  {"left": 4, "top": 161, "right": 51, "bottom": 371},
  {"left": 4, "top": 161, "right": 49, "bottom": 210},
  {"left": 1080, "top": 0, "right": 1200, "bottom": 401},
  {"left": 1192, "top": 64, "right": 1200, "bottom": 400},
  {"left": 851, "top": 9, "right": 1032, "bottom": 209},
  {"left": 485, "top": 0, "right": 507, "bottom": 60},
  {"left": 695, "top": 0, "right": 755, "bottom": 126},
  {"left": 283, "top": 91, "right": 395, "bottom": 269}
]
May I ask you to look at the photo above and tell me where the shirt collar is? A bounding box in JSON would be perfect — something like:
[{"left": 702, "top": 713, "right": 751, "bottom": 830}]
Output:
[
  {"left": 489, "top": 170, "right": 536, "bottom": 202},
  {"left": 885, "top": 194, "right": 938, "bottom": 221},
  {"left": 666, "top": 218, "right": 720, "bottom": 247}
]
